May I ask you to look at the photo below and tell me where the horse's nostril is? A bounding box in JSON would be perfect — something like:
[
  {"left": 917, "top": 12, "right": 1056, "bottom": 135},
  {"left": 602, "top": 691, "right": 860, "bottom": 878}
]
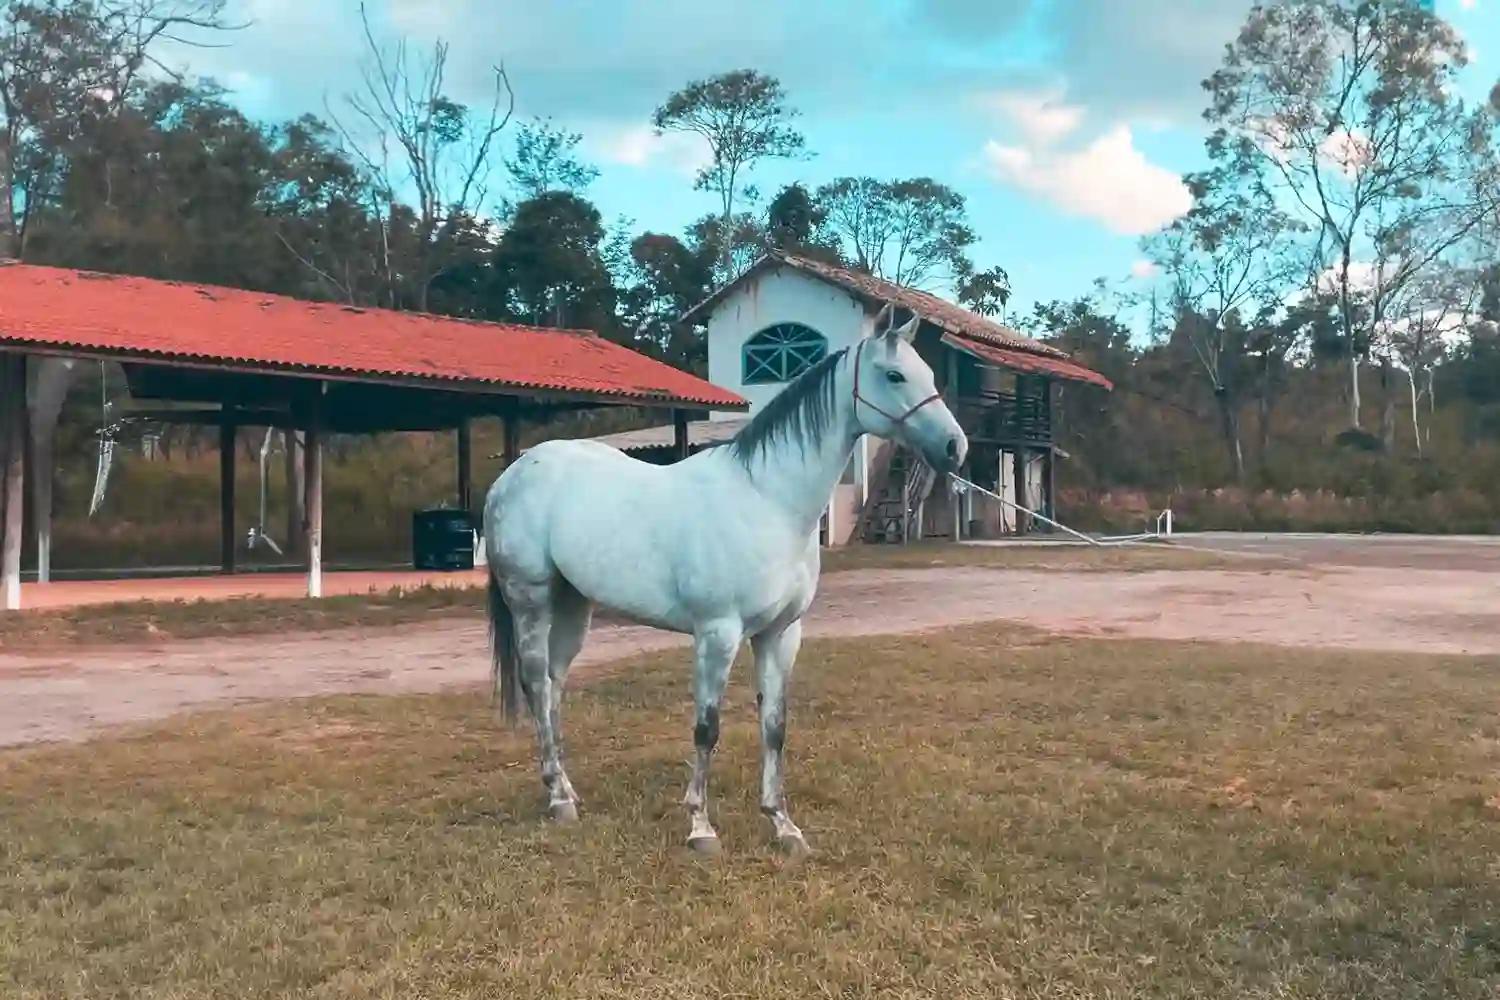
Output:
[{"left": 945, "top": 437, "right": 960, "bottom": 460}]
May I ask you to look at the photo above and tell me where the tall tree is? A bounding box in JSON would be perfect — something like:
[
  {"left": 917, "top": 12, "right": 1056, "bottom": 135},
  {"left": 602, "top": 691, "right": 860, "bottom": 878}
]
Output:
[
  {"left": 685, "top": 210, "right": 763, "bottom": 286},
  {"left": 956, "top": 264, "right": 1012, "bottom": 318},
  {"left": 331, "top": 3, "right": 513, "bottom": 312},
  {"left": 1, "top": 0, "right": 235, "bottom": 258},
  {"left": 1205, "top": 0, "right": 1500, "bottom": 429},
  {"left": 0, "top": 0, "right": 235, "bottom": 582},
  {"left": 617, "top": 231, "right": 715, "bottom": 367},
  {"left": 504, "top": 116, "right": 597, "bottom": 202},
  {"left": 652, "top": 69, "right": 804, "bottom": 282},
  {"left": 1381, "top": 265, "right": 1480, "bottom": 454},
  {"left": 814, "top": 176, "right": 976, "bottom": 289},
  {"left": 1145, "top": 162, "right": 1302, "bottom": 481},
  {"left": 488, "top": 190, "right": 615, "bottom": 331}
]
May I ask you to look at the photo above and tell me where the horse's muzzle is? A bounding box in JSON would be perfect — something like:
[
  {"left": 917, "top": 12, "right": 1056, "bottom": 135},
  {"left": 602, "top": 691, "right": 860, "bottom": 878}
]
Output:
[{"left": 925, "top": 433, "right": 967, "bottom": 476}]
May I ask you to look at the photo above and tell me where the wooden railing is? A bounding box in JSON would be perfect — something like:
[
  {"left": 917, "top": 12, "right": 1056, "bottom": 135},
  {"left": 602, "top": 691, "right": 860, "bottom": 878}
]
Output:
[{"left": 953, "top": 389, "right": 1051, "bottom": 444}]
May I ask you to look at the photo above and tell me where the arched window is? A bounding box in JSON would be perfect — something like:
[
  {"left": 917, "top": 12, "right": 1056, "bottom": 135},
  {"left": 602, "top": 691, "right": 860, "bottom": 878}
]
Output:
[{"left": 742, "top": 323, "right": 827, "bottom": 384}]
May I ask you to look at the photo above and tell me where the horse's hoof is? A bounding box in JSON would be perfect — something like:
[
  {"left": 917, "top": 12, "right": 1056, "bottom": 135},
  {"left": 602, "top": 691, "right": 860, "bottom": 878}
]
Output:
[
  {"left": 549, "top": 801, "right": 580, "bottom": 824},
  {"left": 687, "top": 834, "right": 722, "bottom": 855},
  {"left": 776, "top": 834, "right": 812, "bottom": 858}
]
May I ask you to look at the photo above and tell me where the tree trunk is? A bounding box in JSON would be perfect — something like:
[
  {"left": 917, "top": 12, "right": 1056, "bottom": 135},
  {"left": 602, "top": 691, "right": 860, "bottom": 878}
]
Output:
[
  {"left": 1377, "top": 358, "right": 1396, "bottom": 451},
  {"left": 1257, "top": 386, "right": 1274, "bottom": 475},
  {"left": 1348, "top": 352, "right": 1362, "bottom": 430},
  {"left": 1215, "top": 390, "right": 1246, "bottom": 483},
  {"left": 0, "top": 133, "right": 17, "bottom": 259},
  {"left": 1408, "top": 369, "right": 1423, "bottom": 458}
]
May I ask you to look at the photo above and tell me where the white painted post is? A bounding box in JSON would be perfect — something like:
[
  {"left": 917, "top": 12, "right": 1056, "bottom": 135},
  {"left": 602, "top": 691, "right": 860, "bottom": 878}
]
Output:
[
  {"left": 2, "top": 354, "right": 26, "bottom": 611},
  {"left": 305, "top": 427, "right": 323, "bottom": 598},
  {"left": 303, "top": 407, "right": 324, "bottom": 599}
]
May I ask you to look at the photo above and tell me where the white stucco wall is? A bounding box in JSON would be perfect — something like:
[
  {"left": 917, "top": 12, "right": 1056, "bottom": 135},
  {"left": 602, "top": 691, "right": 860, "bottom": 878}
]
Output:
[
  {"left": 697, "top": 266, "right": 883, "bottom": 544},
  {"left": 705, "top": 266, "right": 870, "bottom": 420}
]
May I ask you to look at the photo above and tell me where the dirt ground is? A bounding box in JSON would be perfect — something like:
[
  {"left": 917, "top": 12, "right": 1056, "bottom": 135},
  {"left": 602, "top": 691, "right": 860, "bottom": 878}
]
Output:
[{"left": 3, "top": 534, "right": 1497, "bottom": 748}]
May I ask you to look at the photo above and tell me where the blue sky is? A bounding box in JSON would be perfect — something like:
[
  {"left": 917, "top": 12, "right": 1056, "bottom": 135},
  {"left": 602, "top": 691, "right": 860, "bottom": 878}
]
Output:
[{"left": 165, "top": 0, "right": 1499, "bottom": 319}]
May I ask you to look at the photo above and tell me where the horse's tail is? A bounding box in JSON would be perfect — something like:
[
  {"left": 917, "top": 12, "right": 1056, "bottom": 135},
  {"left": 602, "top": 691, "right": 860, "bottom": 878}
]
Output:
[{"left": 487, "top": 570, "right": 521, "bottom": 725}]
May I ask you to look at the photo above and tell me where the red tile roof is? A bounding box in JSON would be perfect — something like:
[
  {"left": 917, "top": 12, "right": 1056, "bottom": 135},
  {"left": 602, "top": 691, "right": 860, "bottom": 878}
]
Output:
[
  {"left": 0, "top": 263, "right": 745, "bottom": 410},
  {"left": 942, "top": 333, "right": 1113, "bottom": 390},
  {"left": 683, "top": 252, "right": 1074, "bottom": 359}
]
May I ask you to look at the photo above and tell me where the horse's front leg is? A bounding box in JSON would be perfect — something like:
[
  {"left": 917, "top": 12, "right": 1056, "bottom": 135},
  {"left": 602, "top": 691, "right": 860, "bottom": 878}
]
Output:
[
  {"left": 753, "top": 620, "right": 809, "bottom": 855},
  {"left": 684, "top": 619, "right": 742, "bottom": 853}
]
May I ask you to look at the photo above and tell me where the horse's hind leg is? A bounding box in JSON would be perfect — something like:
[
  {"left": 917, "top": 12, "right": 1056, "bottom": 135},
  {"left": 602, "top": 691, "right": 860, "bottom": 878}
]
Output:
[
  {"left": 546, "top": 579, "right": 593, "bottom": 811},
  {"left": 753, "top": 620, "right": 809, "bottom": 855},
  {"left": 683, "top": 619, "right": 743, "bottom": 853},
  {"left": 506, "top": 579, "right": 576, "bottom": 822}
]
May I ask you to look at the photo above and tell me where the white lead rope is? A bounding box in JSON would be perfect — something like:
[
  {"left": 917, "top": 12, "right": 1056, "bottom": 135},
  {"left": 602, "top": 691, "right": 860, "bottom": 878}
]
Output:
[{"left": 944, "top": 472, "right": 1168, "bottom": 548}]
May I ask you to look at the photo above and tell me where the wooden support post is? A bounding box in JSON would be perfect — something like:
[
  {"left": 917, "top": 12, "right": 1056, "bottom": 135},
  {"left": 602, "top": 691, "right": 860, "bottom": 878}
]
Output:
[
  {"left": 2, "top": 354, "right": 25, "bottom": 611},
  {"left": 456, "top": 418, "right": 472, "bottom": 512},
  {"left": 672, "top": 409, "right": 690, "bottom": 462},
  {"left": 304, "top": 420, "right": 323, "bottom": 599},
  {"left": 219, "top": 409, "right": 236, "bottom": 574},
  {"left": 1043, "top": 447, "right": 1057, "bottom": 530},
  {"left": 1013, "top": 447, "right": 1029, "bottom": 535},
  {"left": 502, "top": 413, "right": 521, "bottom": 467},
  {"left": 284, "top": 429, "right": 304, "bottom": 559}
]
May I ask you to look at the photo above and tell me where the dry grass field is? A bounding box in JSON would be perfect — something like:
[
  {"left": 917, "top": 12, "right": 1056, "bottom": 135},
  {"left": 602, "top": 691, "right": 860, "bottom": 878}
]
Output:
[{"left": 5, "top": 622, "right": 1499, "bottom": 998}]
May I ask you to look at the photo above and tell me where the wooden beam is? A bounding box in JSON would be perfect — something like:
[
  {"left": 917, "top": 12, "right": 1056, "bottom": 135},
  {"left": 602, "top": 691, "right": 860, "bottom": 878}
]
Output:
[
  {"left": 219, "top": 409, "right": 236, "bottom": 574},
  {"left": 456, "top": 419, "right": 472, "bottom": 511},
  {"left": 304, "top": 394, "right": 324, "bottom": 599},
  {"left": 2, "top": 354, "right": 25, "bottom": 611},
  {"left": 672, "top": 409, "right": 689, "bottom": 462},
  {"left": 502, "top": 413, "right": 521, "bottom": 467},
  {"left": 6, "top": 342, "right": 749, "bottom": 412}
]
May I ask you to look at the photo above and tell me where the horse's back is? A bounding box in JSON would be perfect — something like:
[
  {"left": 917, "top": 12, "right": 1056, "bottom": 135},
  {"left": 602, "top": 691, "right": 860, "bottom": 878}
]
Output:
[{"left": 484, "top": 440, "right": 698, "bottom": 625}]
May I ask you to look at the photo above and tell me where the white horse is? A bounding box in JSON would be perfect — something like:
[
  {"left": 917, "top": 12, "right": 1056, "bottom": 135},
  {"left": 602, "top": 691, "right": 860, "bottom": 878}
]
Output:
[{"left": 482, "top": 306, "right": 967, "bottom": 854}]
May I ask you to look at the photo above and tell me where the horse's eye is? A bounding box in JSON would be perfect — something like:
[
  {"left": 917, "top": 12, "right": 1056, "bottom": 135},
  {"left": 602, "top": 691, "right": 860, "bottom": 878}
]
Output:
[{"left": 885, "top": 370, "right": 907, "bottom": 385}]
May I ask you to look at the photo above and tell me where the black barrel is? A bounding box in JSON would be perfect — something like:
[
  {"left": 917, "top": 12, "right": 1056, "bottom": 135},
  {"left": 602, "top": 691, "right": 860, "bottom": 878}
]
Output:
[{"left": 412, "top": 508, "right": 475, "bottom": 571}]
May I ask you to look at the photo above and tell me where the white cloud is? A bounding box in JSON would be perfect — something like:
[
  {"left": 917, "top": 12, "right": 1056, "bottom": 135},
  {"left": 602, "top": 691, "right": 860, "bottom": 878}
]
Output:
[
  {"left": 1460, "top": 0, "right": 1477, "bottom": 10},
  {"left": 982, "top": 125, "right": 1192, "bottom": 235},
  {"left": 1130, "top": 259, "right": 1160, "bottom": 280},
  {"left": 1319, "top": 128, "right": 1372, "bottom": 179},
  {"left": 589, "top": 126, "right": 711, "bottom": 177},
  {"left": 980, "top": 90, "right": 1084, "bottom": 146}
]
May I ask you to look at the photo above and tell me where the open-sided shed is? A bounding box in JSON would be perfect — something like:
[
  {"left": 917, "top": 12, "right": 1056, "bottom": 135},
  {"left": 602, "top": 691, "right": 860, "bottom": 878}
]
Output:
[{"left": 0, "top": 263, "right": 745, "bottom": 609}]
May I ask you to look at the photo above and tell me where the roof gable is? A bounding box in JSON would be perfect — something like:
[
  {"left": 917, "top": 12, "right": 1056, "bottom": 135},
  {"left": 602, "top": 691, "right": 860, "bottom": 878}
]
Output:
[{"left": 682, "top": 252, "right": 1066, "bottom": 359}]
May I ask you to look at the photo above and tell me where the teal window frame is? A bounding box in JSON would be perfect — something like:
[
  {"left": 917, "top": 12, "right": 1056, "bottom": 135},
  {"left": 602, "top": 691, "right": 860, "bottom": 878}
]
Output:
[{"left": 742, "top": 323, "right": 827, "bottom": 384}]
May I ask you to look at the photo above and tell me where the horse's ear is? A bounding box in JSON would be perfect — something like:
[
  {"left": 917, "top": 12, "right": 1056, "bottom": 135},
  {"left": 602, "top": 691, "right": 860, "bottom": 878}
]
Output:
[
  {"left": 871, "top": 302, "right": 893, "bottom": 334},
  {"left": 889, "top": 312, "right": 920, "bottom": 344}
]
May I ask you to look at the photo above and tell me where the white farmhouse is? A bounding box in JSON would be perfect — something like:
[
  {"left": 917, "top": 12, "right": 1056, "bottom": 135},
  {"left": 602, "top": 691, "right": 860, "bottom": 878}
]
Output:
[{"left": 585, "top": 253, "right": 1112, "bottom": 545}]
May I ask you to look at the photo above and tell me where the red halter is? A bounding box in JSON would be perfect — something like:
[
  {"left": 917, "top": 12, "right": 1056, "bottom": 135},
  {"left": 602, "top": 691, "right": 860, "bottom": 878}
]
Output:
[{"left": 851, "top": 337, "right": 943, "bottom": 427}]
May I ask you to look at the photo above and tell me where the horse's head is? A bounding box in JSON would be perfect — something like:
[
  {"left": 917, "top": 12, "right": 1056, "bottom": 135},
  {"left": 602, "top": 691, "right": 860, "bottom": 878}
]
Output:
[{"left": 851, "top": 306, "right": 968, "bottom": 475}]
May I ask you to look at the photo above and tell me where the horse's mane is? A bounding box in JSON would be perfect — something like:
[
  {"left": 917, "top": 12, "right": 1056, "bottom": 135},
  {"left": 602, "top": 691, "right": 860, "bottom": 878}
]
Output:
[{"left": 729, "top": 347, "right": 849, "bottom": 469}]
